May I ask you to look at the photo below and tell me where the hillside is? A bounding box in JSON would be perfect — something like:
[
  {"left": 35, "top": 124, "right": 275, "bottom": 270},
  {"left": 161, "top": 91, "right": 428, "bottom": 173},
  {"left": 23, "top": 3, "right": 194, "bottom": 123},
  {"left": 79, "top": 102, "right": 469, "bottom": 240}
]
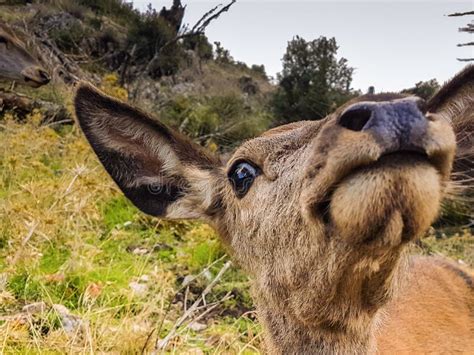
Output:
[{"left": 0, "top": 1, "right": 472, "bottom": 353}]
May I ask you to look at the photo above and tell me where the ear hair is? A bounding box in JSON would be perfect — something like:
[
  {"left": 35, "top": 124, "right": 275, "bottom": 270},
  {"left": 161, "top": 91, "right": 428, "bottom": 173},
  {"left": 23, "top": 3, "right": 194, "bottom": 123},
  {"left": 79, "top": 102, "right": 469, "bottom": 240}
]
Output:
[
  {"left": 427, "top": 65, "right": 474, "bottom": 115},
  {"left": 74, "top": 83, "right": 221, "bottom": 217},
  {"left": 427, "top": 65, "right": 473, "bottom": 199}
]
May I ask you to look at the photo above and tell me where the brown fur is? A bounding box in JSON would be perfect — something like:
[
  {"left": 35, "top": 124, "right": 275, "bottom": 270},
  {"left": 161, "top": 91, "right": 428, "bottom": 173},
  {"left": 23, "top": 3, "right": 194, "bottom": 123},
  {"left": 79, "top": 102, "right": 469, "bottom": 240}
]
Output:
[
  {"left": 0, "top": 22, "right": 49, "bottom": 87},
  {"left": 74, "top": 65, "right": 474, "bottom": 353}
]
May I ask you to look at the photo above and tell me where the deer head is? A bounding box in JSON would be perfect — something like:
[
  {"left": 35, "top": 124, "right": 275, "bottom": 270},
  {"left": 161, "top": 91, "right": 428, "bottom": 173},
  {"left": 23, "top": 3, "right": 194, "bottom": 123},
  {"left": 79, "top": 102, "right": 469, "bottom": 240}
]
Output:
[
  {"left": 0, "top": 23, "right": 50, "bottom": 87},
  {"left": 74, "top": 66, "right": 473, "bottom": 353}
]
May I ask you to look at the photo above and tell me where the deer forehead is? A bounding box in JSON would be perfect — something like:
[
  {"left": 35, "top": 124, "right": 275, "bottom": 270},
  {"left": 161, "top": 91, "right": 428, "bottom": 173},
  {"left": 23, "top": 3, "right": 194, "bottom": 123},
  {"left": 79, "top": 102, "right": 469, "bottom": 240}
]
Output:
[{"left": 228, "top": 120, "right": 325, "bottom": 175}]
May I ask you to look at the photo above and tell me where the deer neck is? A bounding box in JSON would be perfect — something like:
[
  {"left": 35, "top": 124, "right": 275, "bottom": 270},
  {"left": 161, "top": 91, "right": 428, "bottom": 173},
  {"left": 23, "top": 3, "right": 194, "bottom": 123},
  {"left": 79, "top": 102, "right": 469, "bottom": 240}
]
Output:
[
  {"left": 251, "top": 250, "right": 407, "bottom": 354},
  {"left": 258, "top": 304, "right": 379, "bottom": 354}
]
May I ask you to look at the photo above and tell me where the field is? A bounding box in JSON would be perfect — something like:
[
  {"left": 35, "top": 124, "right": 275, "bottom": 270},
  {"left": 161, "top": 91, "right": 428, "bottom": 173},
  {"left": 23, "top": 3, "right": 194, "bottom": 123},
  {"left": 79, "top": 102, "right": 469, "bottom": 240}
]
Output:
[
  {"left": 0, "top": 1, "right": 472, "bottom": 352},
  {"left": 0, "top": 109, "right": 472, "bottom": 353}
]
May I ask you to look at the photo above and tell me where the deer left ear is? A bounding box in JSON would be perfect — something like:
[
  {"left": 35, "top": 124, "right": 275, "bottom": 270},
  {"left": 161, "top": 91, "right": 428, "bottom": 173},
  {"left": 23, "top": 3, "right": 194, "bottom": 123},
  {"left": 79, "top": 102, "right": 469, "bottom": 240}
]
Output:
[
  {"left": 427, "top": 65, "right": 473, "bottom": 123},
  {"left": 74, "top": 83, "right": 224, "bottom": 221},
  {"left": 427, "top": 65, "right": 473, "bottom": 178}
]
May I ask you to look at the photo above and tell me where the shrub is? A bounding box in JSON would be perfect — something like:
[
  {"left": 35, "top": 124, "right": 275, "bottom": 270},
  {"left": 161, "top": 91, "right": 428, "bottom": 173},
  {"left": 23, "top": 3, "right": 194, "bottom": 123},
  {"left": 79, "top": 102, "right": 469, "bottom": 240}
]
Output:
[
  {"left": 48, "top": 20, "right": 89, "bottom": 54},
  {"left": 77, "top": 0, "right": 139, "bottom": 24},
  {"left": 162, "top": 94, "right": 272, "bottom": 150},
  {"left": 401, "top": 79, "right": 440, "bottom": 101},
  {"left": 272, "top": 36, "right": 357, "bottom": 124},
  {"left": 100, "top": 73, "right": 128, "bottom": 101},
  {"left": 126, "top": 7, "right": 183, "bottom": 78},
  {"left": 183, "top": 35, "right": 213, "bottom": 61},
  {"left": 251, "top": 64, "right": 267, "bottom": 79}
]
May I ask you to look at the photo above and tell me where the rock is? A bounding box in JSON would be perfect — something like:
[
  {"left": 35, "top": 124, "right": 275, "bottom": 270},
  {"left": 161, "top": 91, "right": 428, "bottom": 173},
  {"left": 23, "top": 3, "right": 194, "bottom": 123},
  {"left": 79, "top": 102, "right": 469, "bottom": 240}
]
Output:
[
  {"left": 188, "top": 321, "right": 207, "bottom": 332},
  {"left": 139, "top": 274, "right": 149, "bottom": 282},
  {"left": 129, "top": 281, "right": 148, "bottom": 296},
  {"left": 203, "top": 270, "right": 213, "bottom": 282},
  {"left": 181, "top": 275, "right": 194, "bottom": 287},
  {"left": 153, "top": 242, "right": 173, "bottom": 252},
  {"left": 22, "top": 302, "right": 47, "bottom": 315},
  {"left": 126, "top": 245, "right": 149, "bottom": 255},
  {"left": 132, "top": 247, "right": 149, "bottom": 255},
  {"left": 60, "top": 313, "right": 84, "bottom": 334},
  {"left": 52, "top": 304, "right": 70, "bottom": 315}
]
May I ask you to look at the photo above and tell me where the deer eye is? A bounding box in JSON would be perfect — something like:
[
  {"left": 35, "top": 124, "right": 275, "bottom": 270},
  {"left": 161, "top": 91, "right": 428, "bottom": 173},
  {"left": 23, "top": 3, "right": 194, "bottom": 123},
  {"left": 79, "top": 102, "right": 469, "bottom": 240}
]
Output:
[{"left": 228, "top": 161, "right": 260, "bottom": 198}]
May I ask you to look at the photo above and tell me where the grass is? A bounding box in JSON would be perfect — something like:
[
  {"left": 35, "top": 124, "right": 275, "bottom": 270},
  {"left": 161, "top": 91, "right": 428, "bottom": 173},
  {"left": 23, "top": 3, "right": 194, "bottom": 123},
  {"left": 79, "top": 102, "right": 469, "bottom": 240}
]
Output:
[
  {"left": 1, "top": 117, "right": 472, "bottom": 353},
  {"left": 0, "top": 117, "right": 260, "bottom": 353},
  {"left": 0, "top": 89, "right": 472, "bottom": 353}
]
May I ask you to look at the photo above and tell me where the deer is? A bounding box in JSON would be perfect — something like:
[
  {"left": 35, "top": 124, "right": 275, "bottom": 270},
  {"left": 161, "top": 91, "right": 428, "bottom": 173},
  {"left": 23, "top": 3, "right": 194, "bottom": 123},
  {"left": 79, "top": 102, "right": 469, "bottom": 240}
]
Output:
[
  {"left": 0, "top": 22, "right": 50, "bottom": 87},
  {"left": 73, "top": 65, "right": 473, "bottom": 353}
]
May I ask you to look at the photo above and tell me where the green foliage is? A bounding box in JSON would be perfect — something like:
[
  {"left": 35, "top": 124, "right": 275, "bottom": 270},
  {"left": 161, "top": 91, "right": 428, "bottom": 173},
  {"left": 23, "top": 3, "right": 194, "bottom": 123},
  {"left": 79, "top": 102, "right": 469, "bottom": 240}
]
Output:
[
  {"left": 251, "top": 64, "right": 267, "bottom": 79},
  {"left": 401, "top": 79, "right": 440, "bottom": 101},
  {"left": 100, "top": 196, "right": 138, "bottom": 231},
  {"left": 183, "top": 34, "right": 213, "bottom": 60},
  {"left": 214, "top": 41, "right": 233, "bottom": 64},
  {"left": 162, "top": 94, "right": 272, "bottom": 149},
  {"left": 77, "top": 0, "right": 138, "bottom": 24},
  {"left": 126, "top": 6, "right": 182, "bottom": 77},
  {"left": 272, "top": 36, "right": 356, "bottom": 124},
  {"left": 49, "top": 21, "right": 90, "bottom": 54}
]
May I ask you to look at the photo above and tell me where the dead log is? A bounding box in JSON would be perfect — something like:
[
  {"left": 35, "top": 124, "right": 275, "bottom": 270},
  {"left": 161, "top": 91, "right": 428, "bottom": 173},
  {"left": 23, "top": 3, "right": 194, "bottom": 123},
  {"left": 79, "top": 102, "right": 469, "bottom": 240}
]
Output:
[{"left": 0, "top": 90, "right": 71, "bottom": 125}]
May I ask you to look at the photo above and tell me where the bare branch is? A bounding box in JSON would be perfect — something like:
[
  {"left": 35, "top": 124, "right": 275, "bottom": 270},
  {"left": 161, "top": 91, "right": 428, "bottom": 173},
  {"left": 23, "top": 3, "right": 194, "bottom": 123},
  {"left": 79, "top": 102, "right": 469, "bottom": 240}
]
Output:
[
  {"left": 158, "top": 0, "right": 237, "bottom": 55},
  {"left": 457, "top": 42, "right": 474, "bottom": 47},
  {"left": 194, "top": 0, "right": 237, "bottom": 34},
  {"left": 448, "top": 11, "right": 474, "bottom": 17},
  {"left": 144, "top": 0, "right": 236, "bottom": 77},
  {"left": 191, "top": 3, "right": 222, "bottom": 33},
  {"left": 154, "top": 261, "right": 233, "bottom": 351}
]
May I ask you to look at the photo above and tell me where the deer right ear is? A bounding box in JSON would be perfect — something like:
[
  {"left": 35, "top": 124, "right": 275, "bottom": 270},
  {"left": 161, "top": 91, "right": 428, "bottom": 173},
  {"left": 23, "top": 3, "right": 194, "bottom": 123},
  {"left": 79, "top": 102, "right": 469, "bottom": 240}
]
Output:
[
  {"left": 74, "top": 83, "right": 223, "bottom": 220},
  {"left": 427, "top": 65, "right": 473, "bottom": 179}
]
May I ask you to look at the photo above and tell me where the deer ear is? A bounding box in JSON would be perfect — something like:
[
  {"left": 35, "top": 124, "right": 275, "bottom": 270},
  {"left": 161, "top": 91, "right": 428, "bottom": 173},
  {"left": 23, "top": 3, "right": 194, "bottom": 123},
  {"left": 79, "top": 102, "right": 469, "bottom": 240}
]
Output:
[
  {"left": 427, "top": 65, "right": 473, "bottom": 124},
  {"left": 427, "top": 65, "right": 473, "bottom": 179},
  {"left": 74, "top": 83, "right": 223, "bottom": 220}
]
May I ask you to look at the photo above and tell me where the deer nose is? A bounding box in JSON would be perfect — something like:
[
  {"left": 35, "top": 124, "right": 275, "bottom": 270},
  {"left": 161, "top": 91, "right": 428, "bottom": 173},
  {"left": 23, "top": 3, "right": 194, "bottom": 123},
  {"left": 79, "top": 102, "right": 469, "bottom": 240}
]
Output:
[
  {"left": 22, "top": 66, "right": 50, "bottom": 86},
  {"left": 37, "top": 69, "right": 50, "bottom": 84},
  {"left": 338, "top": 98, "right": 428, "bottom": 154}
]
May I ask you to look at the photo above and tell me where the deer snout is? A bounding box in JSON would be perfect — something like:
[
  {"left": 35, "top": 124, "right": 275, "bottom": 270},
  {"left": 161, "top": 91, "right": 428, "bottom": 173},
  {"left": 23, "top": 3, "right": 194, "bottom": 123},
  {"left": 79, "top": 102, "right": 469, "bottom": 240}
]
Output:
[
  {"left": 21, "top": 66, "right": 50, "bottom": 87},
  {"left": 338, "top": 98, "right": 429, "bottom": 156}
]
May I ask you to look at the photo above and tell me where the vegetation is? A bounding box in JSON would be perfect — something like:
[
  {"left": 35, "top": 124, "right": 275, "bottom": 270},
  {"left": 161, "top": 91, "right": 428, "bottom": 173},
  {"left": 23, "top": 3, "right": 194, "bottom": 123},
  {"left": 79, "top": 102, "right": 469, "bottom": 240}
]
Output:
[
  {"left": 0, "top": 1, "right": 472, "bottom": 352},
  {"left": 272, "top": 36, "right": 358, "bottom": 124},
  {"left": 0, "top": 116, "right": 260, "bottom": 352},
  {"left": 401, "top": 79, "right": 440, "bottom": 101}
]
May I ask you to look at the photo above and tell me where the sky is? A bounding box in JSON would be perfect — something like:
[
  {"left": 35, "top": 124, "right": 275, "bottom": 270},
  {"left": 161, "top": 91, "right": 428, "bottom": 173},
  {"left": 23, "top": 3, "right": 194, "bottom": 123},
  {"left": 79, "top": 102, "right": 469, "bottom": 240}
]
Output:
[{"left": 132, "top": 0, "right": 473, "bottom": 92}]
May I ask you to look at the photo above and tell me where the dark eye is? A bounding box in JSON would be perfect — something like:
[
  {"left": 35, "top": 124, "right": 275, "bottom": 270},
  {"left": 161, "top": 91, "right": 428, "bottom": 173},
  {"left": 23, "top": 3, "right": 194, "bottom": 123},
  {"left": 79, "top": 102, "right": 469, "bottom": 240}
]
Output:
[
  {"left": 0, "top": 36, "right": 7, "bottom": 44},
  {"left": 228, "top": 161, "right": 260, "bottom": 198}
]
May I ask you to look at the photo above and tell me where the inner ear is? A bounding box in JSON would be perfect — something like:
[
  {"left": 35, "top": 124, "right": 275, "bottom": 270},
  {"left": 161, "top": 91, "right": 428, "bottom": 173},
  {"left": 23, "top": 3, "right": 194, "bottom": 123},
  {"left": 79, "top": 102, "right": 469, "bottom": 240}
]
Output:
[{"left": 74, "top": 83, "right": 222, "bottom": 218}]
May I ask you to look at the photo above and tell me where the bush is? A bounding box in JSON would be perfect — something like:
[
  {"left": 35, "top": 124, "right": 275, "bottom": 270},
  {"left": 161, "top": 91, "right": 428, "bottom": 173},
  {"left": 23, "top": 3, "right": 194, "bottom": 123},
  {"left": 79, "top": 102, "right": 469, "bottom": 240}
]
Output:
[
  {"left": 401, "top": 79, "right": 440, "bottom": 101},
  {"left": 126, "top": 7, "right": 183, "bottom": 78},
  {"left": 48, "top": 20, "right": 89, "bottom": 54},
  {"left": 272, "top": 36, "right": 357, "bottom": 124},
  {"left": 162, "top": 94, "right": 272, "bottom": 149},
  {"left": 77, "top": 0, "right": 138, "bottom": 24},
  {"left": 251, "top": 64, "right": 267, "bottom": 79},
  {"left": 183, "top": 35, "right": 213, "bottom": 60}
]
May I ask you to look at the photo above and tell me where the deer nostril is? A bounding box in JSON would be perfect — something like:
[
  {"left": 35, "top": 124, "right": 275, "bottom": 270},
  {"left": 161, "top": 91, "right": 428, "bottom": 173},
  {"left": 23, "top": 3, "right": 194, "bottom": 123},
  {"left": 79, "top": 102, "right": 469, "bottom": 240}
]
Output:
[
  {"left": 339, "top": 108, "right": 373, "bottom": 132},
  {"left": 38, "top": 69, "right": 50, "bottom": 83}
]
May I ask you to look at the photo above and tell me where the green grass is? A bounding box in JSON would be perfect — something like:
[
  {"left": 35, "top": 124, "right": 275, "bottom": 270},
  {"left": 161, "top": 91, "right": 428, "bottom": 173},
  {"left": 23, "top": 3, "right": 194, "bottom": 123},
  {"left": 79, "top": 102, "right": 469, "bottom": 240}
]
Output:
[
  {"left": 0, "top": 116, "right": 472, "bottom": 353},
  {"left": 0, "top": 119, "right": 258, "bottom": 352}
]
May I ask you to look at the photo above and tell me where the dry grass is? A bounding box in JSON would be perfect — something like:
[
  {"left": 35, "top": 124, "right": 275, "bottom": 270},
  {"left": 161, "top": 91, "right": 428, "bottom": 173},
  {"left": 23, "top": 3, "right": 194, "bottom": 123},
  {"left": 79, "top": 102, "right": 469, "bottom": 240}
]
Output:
[
  {"left": 1, "top": 116, "right": 471, "bottom": 353},
  {"left": 0, "top": 83, "right": 471, "bottom": 354},
  {"left": 0, "top": 115, "right": 260, "bottom": 353}
]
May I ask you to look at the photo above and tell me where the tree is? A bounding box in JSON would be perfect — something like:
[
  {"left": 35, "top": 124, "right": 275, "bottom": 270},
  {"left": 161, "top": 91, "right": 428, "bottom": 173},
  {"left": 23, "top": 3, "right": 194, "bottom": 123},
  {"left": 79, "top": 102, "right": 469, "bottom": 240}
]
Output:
[
  {"left": 401, "top": 79, "right": 440, "bottom": 101},
  {"left": 448, "top": 11, "right": 473, "bottom": 62},
  {"left": 272, "top": 36, "right": 356, "bottom": 124}
]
